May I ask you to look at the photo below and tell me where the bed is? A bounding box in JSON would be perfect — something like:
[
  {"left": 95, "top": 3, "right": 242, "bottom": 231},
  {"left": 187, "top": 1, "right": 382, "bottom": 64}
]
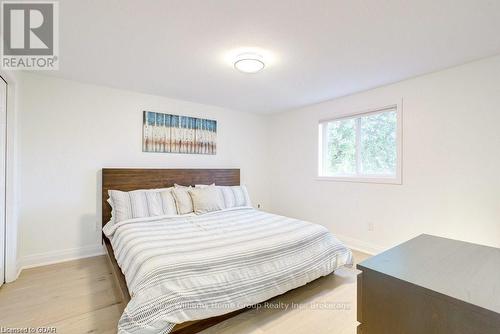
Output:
[{"left": 102, "top": 168, "right": 352, "bottom": 334}]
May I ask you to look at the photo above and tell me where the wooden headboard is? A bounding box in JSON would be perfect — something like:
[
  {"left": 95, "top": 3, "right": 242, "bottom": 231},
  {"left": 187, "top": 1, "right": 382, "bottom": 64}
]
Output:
[{"left": 101, "top": 168, "right": 240, "bottom": 227}]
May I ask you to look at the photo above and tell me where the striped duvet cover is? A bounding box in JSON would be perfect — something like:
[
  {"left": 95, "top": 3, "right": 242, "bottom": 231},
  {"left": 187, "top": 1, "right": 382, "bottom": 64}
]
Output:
[{"left": 103, "top": 207, "right": 353, "bottom": 334}]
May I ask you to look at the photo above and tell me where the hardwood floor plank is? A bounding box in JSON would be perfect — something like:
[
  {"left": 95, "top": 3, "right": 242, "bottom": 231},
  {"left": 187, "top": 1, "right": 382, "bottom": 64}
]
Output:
[{"left": 50, "top": 303, "right": 124, "bottom": 334}]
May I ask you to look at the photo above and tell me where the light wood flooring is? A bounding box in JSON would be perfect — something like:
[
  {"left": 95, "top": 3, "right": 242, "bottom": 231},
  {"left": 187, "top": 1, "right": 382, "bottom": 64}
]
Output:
[{"left": 0, "top": 250, "right": 370, "bottom": 334}]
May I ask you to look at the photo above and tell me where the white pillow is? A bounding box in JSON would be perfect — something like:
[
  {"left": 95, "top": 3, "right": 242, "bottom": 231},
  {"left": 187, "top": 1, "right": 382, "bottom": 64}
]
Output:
[
  {"left": 108, "top": 188, "right": 177, "bottom": 223},
  {"left": 188, "top": 186, "right": 224, "bottom": 214},
  {"left": 156, "top": 189, "right": 179, "bottom": 216},
  {"left": 172, "top": 186, "right": 194, "bottom": 214},
  {"left": 218, "top": 185, "right": 252, "bottom": 208},
  {"left": 107, "top": 197, "right": 115, "bottom": 225}
]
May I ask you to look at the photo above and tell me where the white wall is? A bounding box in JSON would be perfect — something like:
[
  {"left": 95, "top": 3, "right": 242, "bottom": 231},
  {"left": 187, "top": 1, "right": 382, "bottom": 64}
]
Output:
[
  {"left": 268, "top": 56, "right": 500, "bottom": 253},
  {"left": 16, "top": 73, "right": 270, "bottom": 268}
]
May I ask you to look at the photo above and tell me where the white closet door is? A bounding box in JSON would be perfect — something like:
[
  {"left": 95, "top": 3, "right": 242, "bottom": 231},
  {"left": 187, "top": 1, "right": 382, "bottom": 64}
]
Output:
[{"left": 0, "top": 78, "right": 6, "bottom": 287}]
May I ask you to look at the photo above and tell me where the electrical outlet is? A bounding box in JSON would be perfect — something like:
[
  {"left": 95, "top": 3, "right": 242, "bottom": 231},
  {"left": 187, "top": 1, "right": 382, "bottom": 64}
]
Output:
[{"left": 368, "top": 222, "right": 375, "bottom": 231}]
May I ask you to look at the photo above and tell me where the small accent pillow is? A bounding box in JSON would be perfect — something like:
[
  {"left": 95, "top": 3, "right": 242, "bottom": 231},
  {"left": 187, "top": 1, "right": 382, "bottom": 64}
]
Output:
[
  {"left": 108, "top": 188, "right": 177, "bottom": 223},
  {"left": 188, "top": 186, "right": 224, "bottom": 214},
  {"left": 172, "top": 186, "right": 194, "bottom": 214}
]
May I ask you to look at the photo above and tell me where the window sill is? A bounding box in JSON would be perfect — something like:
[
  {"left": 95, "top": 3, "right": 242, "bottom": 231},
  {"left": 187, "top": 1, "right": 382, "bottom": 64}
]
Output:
[{"left": 316, "top": 175, "right": 402, "bottom": 185}]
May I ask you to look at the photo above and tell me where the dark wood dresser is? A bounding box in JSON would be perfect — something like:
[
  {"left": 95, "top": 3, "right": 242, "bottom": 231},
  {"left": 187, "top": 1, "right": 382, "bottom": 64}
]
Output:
[{"left": 356, "top": 234, "right": 500, "bottom": 334}]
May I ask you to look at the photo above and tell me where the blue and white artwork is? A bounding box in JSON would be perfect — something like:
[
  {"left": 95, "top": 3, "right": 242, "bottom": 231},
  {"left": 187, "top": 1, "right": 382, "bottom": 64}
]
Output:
[{"left": 142, "top": 111, "right": 217, "bottom": 154}]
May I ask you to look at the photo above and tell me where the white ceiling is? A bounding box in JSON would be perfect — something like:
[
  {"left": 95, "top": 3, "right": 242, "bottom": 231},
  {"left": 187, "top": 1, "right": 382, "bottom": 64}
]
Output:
[{"left": 48, "top": 0, "right": 500, "bottom": 113}]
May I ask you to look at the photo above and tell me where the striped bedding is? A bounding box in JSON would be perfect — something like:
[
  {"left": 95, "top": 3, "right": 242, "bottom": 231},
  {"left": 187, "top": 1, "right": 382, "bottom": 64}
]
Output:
[{"left": 103, "top": 207, "right": 353, "bottom": 334}]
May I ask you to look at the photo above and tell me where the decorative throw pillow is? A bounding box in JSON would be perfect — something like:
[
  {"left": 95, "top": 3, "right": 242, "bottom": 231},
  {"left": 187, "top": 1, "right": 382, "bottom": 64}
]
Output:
[
  {"left": 172, "top": 186, "right": 194, "bottom": 214},
  {"left": 107, "top": 188, "right": 177, "bottom": 223},
  {"left": 188, "top": 186, "right": 224, "bottom": 214}
]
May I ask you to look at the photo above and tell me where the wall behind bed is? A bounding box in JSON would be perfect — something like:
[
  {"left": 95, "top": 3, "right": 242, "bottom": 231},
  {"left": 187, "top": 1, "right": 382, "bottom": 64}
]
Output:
[
  {"left": 267, "top": 55, "right": 500, "bottom": 253},
  {"left": 16, "top": 73, "right": 270, "bottom": 269}
]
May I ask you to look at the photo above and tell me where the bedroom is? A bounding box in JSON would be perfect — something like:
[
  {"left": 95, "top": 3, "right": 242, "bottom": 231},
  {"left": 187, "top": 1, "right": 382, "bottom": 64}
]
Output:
[{"left": 0, "top": 1, "right": 499, "bottom": 333}]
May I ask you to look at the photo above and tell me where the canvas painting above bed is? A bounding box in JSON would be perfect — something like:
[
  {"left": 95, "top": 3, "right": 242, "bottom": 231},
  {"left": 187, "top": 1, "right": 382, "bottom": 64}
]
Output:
[{"left": 143, "top": 111, "right": 217, "bottom": 154}]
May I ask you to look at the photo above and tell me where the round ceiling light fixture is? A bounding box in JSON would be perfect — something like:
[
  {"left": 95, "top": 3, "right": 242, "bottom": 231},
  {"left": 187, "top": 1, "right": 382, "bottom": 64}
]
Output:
[{"left": 234, "top": 53, "right": 265, "bottom": 73}]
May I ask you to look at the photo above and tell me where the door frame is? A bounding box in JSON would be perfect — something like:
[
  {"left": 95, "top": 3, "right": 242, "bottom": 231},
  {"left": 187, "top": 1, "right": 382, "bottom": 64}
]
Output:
[
  {"left": 0, "top": 76, "right": 5, "bottom": 285},
  {"left": 0, "top": 71, "right": 18, "bottom": 283}
]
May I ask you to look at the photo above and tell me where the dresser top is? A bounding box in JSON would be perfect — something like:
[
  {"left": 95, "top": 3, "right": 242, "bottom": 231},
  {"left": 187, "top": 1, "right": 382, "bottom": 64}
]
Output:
[{"left": 357, "top": 234, "right": 500, "bottom": 315}]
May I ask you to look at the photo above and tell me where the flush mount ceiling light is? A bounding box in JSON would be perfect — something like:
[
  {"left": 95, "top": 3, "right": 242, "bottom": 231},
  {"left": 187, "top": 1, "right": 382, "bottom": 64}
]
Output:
[{"left": 234, "top": 53, "right": 265, "bottom": 73}]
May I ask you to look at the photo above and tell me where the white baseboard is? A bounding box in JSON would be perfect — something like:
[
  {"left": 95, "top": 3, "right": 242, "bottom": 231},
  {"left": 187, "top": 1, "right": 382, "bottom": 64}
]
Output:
[
  {"left": 336, "top": 234, "right": 385, "bottom": 255},
  {"left": 18, "top": 244, "right": 105, "bottom": 272}
]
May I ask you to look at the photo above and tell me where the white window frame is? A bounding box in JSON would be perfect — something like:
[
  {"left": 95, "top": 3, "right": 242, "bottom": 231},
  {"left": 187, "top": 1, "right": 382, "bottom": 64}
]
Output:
[{"left": 317, "top": 103, "right": 402, "bottom": 184}]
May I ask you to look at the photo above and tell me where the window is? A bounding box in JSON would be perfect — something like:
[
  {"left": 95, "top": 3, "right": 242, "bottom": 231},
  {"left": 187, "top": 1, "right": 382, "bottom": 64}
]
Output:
[{"left": 318, "top": 105, "right": 401, "bottom": 184}]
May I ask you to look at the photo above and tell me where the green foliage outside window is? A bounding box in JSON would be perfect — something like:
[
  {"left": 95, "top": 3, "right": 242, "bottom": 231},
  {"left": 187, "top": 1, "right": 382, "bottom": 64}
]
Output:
[
  {"left": 325, "top": 110, "right": 396, "bottom": 176},
  {"left": 326, "top": 119, "right": 356, "bottom": 174},
  {"left": 360, "top": 112, "right": 396, "bottom": 175}
]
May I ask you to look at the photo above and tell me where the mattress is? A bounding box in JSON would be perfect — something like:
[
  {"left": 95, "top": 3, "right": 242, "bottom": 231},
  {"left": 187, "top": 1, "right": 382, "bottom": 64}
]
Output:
[{"left": 103, "top": 207, "right": 353, "bottom": 334}]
